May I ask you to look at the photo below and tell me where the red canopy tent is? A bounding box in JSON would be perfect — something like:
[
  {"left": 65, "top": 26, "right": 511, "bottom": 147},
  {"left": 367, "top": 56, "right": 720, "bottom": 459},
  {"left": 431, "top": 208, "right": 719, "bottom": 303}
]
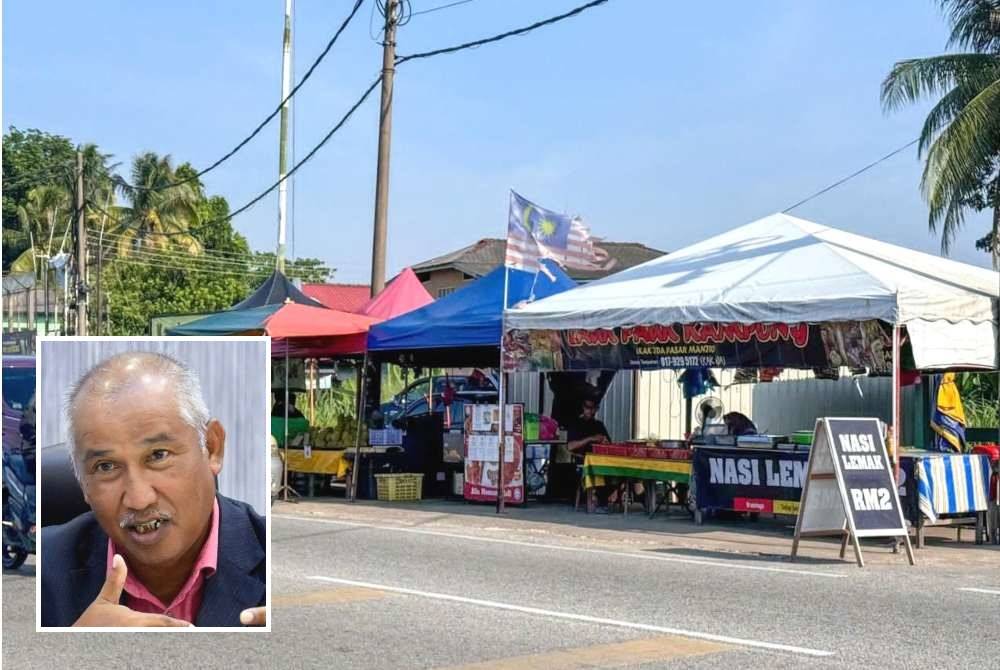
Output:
[
  {"left": 276, "top": 267, "right": 432, "bottom": 357},
  {"left": 268, "top": 304, "right": 379, "bottom": 356}
]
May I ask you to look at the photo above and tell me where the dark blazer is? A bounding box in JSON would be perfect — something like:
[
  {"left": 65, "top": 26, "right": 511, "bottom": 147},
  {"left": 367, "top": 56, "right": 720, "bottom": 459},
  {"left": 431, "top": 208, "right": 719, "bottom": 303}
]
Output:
[{"left": 40, "top": 494, "right": 266, "bottom": 627}]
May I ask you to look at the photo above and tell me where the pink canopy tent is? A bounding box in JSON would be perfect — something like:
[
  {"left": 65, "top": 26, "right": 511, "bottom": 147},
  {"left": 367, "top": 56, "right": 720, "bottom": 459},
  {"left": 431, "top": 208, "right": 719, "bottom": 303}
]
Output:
[
  {"left": 274, "top": 267, "right": 433, "bottom": 358},
  {"left": 357, "top": 267, "right": 433, "bottom": 319}
]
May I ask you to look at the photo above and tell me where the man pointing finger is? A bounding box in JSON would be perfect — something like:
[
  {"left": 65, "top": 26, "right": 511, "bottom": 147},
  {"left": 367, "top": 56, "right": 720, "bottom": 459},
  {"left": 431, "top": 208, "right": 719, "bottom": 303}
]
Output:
[{"left": 41, "top": 352, "right": 267, "bottom": 628}]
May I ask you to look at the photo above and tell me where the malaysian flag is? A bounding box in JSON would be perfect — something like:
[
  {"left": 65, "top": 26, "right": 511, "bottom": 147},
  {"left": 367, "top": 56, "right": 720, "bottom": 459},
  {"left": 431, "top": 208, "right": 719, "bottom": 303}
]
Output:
[{"left": 504, "top": 191, "right": 616, "bottom": 276}]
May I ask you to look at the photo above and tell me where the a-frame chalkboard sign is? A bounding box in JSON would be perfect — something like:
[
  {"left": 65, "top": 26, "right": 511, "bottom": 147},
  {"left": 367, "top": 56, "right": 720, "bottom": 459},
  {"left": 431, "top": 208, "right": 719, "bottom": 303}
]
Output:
[{"left": 790, "top": 418, "right": 914, "bottom": 568}]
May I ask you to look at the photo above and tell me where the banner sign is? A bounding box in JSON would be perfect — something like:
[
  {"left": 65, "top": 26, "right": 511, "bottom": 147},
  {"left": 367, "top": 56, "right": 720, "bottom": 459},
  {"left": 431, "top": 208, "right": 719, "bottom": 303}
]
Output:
[
  {"left": 502, "top": 320, "right": 892, "bottom": 372},
  {"left": 693, "top": 447, "right": 809, "bottom": 516},
  {"left": 463, "top": 403, "right": 524, "bottom": 504},
  {"left": 791, "top": 417, "right": 914, "bottom": 567}
]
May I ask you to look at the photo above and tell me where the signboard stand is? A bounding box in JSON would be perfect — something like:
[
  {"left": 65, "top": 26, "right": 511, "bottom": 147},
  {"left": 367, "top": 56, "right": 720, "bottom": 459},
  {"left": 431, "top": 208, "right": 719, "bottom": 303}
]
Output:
[
  {"left": 791, "top": 418, "right": 914, "bottom": 568},
  {"left": 463, "top": 403, "right": 524, "bottom": 505}
]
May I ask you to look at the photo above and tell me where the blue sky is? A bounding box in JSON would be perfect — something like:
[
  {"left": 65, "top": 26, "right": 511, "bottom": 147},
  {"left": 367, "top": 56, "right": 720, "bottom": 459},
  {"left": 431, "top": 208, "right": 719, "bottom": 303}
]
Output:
[{"left": 3, "top": 0, "right": 994, "bottom": 282}]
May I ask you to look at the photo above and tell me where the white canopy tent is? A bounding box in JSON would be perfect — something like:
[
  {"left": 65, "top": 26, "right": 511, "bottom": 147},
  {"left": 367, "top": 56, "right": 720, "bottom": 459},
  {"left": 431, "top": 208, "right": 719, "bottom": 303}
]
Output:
[{"left": 506, "top": 213, "right": 1000, "bottom": 370}]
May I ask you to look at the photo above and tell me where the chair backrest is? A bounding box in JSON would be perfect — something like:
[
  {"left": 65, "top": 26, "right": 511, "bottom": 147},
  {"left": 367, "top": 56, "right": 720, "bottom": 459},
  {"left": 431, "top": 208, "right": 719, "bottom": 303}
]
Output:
[{"left": 40, "top": 442, "right": 90, "bottom": 526}]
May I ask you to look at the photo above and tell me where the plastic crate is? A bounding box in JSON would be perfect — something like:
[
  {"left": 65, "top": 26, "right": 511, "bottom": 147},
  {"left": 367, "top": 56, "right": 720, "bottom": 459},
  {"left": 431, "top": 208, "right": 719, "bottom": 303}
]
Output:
[
  {"left": 369, "top": 428, "right": 404, "bottom": 446},
  {"left": 374, "top": 473, "right": 423, "bottom": 501}
]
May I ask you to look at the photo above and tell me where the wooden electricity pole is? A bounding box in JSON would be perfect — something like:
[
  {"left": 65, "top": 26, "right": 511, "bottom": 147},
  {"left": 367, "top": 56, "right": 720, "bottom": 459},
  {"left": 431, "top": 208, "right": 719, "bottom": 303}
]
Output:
[
  {"left": 75, "top": 150, "right": 88, "bottom": 335},
  {"left": 369, "top": 0, "right": 398, "bottom": 297}
]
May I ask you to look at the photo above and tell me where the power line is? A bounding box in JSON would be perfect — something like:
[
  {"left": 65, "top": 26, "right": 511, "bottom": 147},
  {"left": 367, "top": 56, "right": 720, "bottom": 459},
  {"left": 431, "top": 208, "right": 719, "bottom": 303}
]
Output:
[
  {"left": 202, "top": 1, "right": 610, "bottom": 228},
  {"left": 782, "top": 138, "right": 920, "bottom": 213},
  {"left": 91, "top": 242, "right": 334, "bottom": 278},
  {"left": 90, "top": 238, "right": 335, "bottom": 273},
  {"left": 115, "top": 0, "right": 366, "bottom": 193},
  {"left": 2, "top": 163, "right": 75, "bottom": 191},
  {"left": 93, "top": 226, "right": 263, "bottom": 262},
  {"left": 91, "top": 241, "right": 260, "bottom": 270},
  {"left": 83, "top": 0, "right": 609, "bottom": 237},
  {"left": 395, "top": 0, "right": 608, "bottom": 64},
  {"left": 197, "top": 74, "right": 384, "bottom": 228},
  {"left": 410, "top": 0, "right": 480, "bottom": 18},
  {"left": 89, "top": 234, "right": 335, "bottom": 272}
]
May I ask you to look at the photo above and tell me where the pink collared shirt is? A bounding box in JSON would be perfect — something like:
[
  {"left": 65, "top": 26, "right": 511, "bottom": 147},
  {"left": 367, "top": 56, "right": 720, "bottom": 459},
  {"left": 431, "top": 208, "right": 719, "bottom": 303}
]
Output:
[{"left": 106, "top": 498, "right": 219, "bottom": 625}]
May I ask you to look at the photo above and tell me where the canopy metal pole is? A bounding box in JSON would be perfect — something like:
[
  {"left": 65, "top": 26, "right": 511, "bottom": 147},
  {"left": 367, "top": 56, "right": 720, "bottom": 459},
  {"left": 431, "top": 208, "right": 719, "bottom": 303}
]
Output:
[
  {"left": 349, "top": 354, "right": 369, "bottom": 502},
  {"left": 278, "top": 346, "right": 300, "bottom": 502},
  {"left": 892, "top": 325, "right": 901, "bottom": 483}
]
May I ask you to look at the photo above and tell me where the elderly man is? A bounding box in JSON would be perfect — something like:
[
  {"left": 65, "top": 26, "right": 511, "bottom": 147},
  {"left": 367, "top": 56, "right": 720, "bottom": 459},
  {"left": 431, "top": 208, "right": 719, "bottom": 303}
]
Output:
[{"left": 40, "top": 352, "right": 266, "bottom": 628}]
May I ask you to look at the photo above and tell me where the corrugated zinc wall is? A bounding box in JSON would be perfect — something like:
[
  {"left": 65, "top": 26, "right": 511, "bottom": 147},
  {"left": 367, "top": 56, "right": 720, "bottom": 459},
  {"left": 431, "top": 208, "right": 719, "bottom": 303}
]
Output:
[
  {"left": 506, "top": 371, "right": 634, "bottom": 441},
  {"left": 637, "top": 368, "right": 918, "bottom": 443}
]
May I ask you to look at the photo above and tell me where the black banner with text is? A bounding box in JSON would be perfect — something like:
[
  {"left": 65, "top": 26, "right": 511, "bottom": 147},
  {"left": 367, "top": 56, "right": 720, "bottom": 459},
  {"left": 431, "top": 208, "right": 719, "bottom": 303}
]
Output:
[{"left": 503, "top": 321, "right": 891, "bottom": 372}]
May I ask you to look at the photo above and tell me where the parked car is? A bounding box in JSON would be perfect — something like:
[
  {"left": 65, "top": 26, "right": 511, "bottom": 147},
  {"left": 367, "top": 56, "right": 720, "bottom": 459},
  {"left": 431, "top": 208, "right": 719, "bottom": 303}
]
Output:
[
  {"left": 380, "top": 371, "right": 498, "bottom": 427},
  {"left": 3, "top": 355, "right": 35, "bottom": 453},
  {"left": 381, "top": 373, "right": 498, "bottom": 428}
]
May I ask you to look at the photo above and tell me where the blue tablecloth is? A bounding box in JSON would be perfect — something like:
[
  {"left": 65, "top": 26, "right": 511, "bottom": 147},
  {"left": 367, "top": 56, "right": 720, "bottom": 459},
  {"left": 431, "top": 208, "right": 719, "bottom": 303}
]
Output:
[{"left": 914, "top": 453, "right": 991, "bottom": 524}]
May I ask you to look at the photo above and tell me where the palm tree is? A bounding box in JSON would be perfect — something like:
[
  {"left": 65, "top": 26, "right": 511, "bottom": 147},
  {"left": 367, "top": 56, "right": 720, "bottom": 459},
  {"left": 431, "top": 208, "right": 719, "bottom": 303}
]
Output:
[
  {"left": 881, "top": 0, "right": 1000, "bottom": 269},
  {"left": 113, "top": 152, "right": 202, "bottom": 255},
  {"left": 7, "top": 184, "right": 72, "bottom": 274}
]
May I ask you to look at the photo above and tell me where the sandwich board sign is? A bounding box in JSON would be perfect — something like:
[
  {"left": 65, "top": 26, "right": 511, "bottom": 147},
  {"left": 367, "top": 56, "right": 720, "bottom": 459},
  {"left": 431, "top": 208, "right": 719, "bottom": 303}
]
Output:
[{"left": 790, "top": 418, "right": 914, "bottom": 568}]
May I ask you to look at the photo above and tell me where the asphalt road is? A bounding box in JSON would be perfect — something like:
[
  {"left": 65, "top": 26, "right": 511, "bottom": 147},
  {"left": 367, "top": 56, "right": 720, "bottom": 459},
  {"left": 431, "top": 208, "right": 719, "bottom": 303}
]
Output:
[{"left": 3, "top": 502, "right": 999, "bottom": 669}]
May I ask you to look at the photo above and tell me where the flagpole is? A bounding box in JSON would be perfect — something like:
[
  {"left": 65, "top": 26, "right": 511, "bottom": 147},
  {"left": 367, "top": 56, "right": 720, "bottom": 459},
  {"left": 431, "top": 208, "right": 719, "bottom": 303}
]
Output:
[{"left": 497, "top": 249, "right": 510, "bottom": 515}]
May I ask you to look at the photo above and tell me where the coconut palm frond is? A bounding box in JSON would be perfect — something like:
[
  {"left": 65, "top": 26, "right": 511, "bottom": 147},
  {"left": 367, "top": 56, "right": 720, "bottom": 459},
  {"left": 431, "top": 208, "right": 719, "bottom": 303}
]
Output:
[
  {"left": 881, "top": 53, "right": 1000, "bottom": 111},
  {"left": 943, "top": 0, "right": 1000, "bottom": 53},
  {"left": 921, "top": 77, "right": 1000, "bottom": 249},
  {"left": 918, "top": 64, "right": 1000, "bottom": 153}
]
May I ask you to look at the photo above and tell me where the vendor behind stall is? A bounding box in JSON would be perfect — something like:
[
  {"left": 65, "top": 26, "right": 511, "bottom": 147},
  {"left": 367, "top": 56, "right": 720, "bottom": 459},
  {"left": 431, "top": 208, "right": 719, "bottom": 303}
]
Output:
[
  {"left": 723, "top": 411, "right": 757, "bottom": 436},
  {"left": 566, "top": 397, "right": 642, "bottom": 511},
  {"left": 566, "top": 397, "right": 610, "bottom": 458},
  {"left": 272, "top": 391, "right": 305, "bottom": 419},
  {"left": 271, "top": 390, "right": 310, "bottom": 446}
]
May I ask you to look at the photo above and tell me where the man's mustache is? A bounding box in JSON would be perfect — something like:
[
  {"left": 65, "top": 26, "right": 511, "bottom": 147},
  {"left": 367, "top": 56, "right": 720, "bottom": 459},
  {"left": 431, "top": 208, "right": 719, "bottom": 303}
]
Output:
[{"left": 119, "top": 509, "right": 173, "bottom": 529}]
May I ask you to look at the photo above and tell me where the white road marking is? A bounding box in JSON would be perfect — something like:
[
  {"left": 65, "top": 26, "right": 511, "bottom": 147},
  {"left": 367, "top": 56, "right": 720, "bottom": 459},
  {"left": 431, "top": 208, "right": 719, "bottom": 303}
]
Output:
[
  {"left": 957, "top": 587, "right": 1000, "bottom": 596},
  {"left": 308, "top": 575, "right": 835, "bottom": 658},
  {"left": 275, "top": 513, "right": 845, "bottom": 578}
]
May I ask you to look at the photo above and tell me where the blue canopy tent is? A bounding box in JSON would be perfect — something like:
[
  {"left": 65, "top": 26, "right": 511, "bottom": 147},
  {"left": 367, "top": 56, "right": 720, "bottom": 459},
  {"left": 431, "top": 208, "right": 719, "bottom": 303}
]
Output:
[{"left": 367, "top": 261, "right": 576, "bottom": 367}]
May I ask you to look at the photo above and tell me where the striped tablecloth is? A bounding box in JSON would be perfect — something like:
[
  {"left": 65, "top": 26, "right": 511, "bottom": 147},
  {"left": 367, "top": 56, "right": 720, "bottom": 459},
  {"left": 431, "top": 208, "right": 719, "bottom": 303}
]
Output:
[
  {"left": 582, "top": 453, "right": 692, "bottom": 490},
  {"left": 915, "top": 453, "right": 991, "bottom": 524}
]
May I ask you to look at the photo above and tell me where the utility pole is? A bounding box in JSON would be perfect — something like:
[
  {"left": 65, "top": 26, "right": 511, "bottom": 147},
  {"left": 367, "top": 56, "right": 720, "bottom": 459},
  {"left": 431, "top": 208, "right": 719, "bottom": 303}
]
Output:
[
  {"left": 370, "top": 0, "right": 398, "bottom": 297},
  {"left": 42, "top": 255, "right": 49, "bottom": 335},
  {"left": 75, "top": 150, "right": 88, "bottom": 335},
  {"left": 275, "top": 0, "right": 294, "bottom": 274}
]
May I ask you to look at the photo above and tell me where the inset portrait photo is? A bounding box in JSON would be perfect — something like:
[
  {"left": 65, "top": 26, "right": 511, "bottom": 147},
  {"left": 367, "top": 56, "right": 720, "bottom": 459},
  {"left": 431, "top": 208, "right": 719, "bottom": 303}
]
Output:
[{"left": 36, "top": 337, "right": 270, "bottom": 631}]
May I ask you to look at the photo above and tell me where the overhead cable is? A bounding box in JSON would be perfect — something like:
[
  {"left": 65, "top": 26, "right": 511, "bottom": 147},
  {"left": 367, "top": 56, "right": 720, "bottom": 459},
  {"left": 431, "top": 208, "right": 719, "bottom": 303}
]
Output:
[
  {"left": 115, "top": 0, "right": 366, "bottom": 192},
  {"left": 782, "top": 138, "right": 920, "bottom": 213}
]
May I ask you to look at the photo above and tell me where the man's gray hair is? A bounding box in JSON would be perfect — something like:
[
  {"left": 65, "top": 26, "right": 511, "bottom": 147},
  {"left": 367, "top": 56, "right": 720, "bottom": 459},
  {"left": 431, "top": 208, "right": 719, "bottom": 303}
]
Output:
[{"left": 66, "top": 351, "right": 211, "bottom": 481}]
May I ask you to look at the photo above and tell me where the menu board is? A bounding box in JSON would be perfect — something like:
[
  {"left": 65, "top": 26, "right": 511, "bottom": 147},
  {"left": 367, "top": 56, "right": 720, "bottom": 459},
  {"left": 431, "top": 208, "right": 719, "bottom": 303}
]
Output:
[
  {"left": 463, "top": 404, "right": 524, "bottom": 504},
  {"left": 791, "top": 417, "right": 913, "bottom": 568}
]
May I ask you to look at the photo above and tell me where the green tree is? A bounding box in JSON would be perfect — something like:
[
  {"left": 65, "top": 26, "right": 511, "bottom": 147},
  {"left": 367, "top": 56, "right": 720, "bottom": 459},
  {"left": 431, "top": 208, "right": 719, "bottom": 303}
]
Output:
[
  {"left": 7, "top": 185, "right": 72, "bottom": 274},
  {"left": 880, "top": 0, "right": 1000, "bottom": 268},
  {"left": 98, "top": 169, "right": 255, "bottom": 334},
  {"left": 113, "top": 152, "right": 202, "bottom": 254},
  {"left": 250, "top": 251, "right": 334, "bottom": 283},
  {"left": 3, "top": 128, "right": 76, "bottom": 268}
]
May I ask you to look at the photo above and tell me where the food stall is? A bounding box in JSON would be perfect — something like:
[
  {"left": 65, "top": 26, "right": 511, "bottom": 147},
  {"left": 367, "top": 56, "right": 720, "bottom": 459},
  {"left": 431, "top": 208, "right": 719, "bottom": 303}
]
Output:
[
  {"left": 367, "top": 260, "right": 578, "bottom": 504},
  {"left": 503, "top": 213, "right": 999, "bottom": 537},
  {"left": 169, "top": 268, "right": 433, "bottom": 500}
]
